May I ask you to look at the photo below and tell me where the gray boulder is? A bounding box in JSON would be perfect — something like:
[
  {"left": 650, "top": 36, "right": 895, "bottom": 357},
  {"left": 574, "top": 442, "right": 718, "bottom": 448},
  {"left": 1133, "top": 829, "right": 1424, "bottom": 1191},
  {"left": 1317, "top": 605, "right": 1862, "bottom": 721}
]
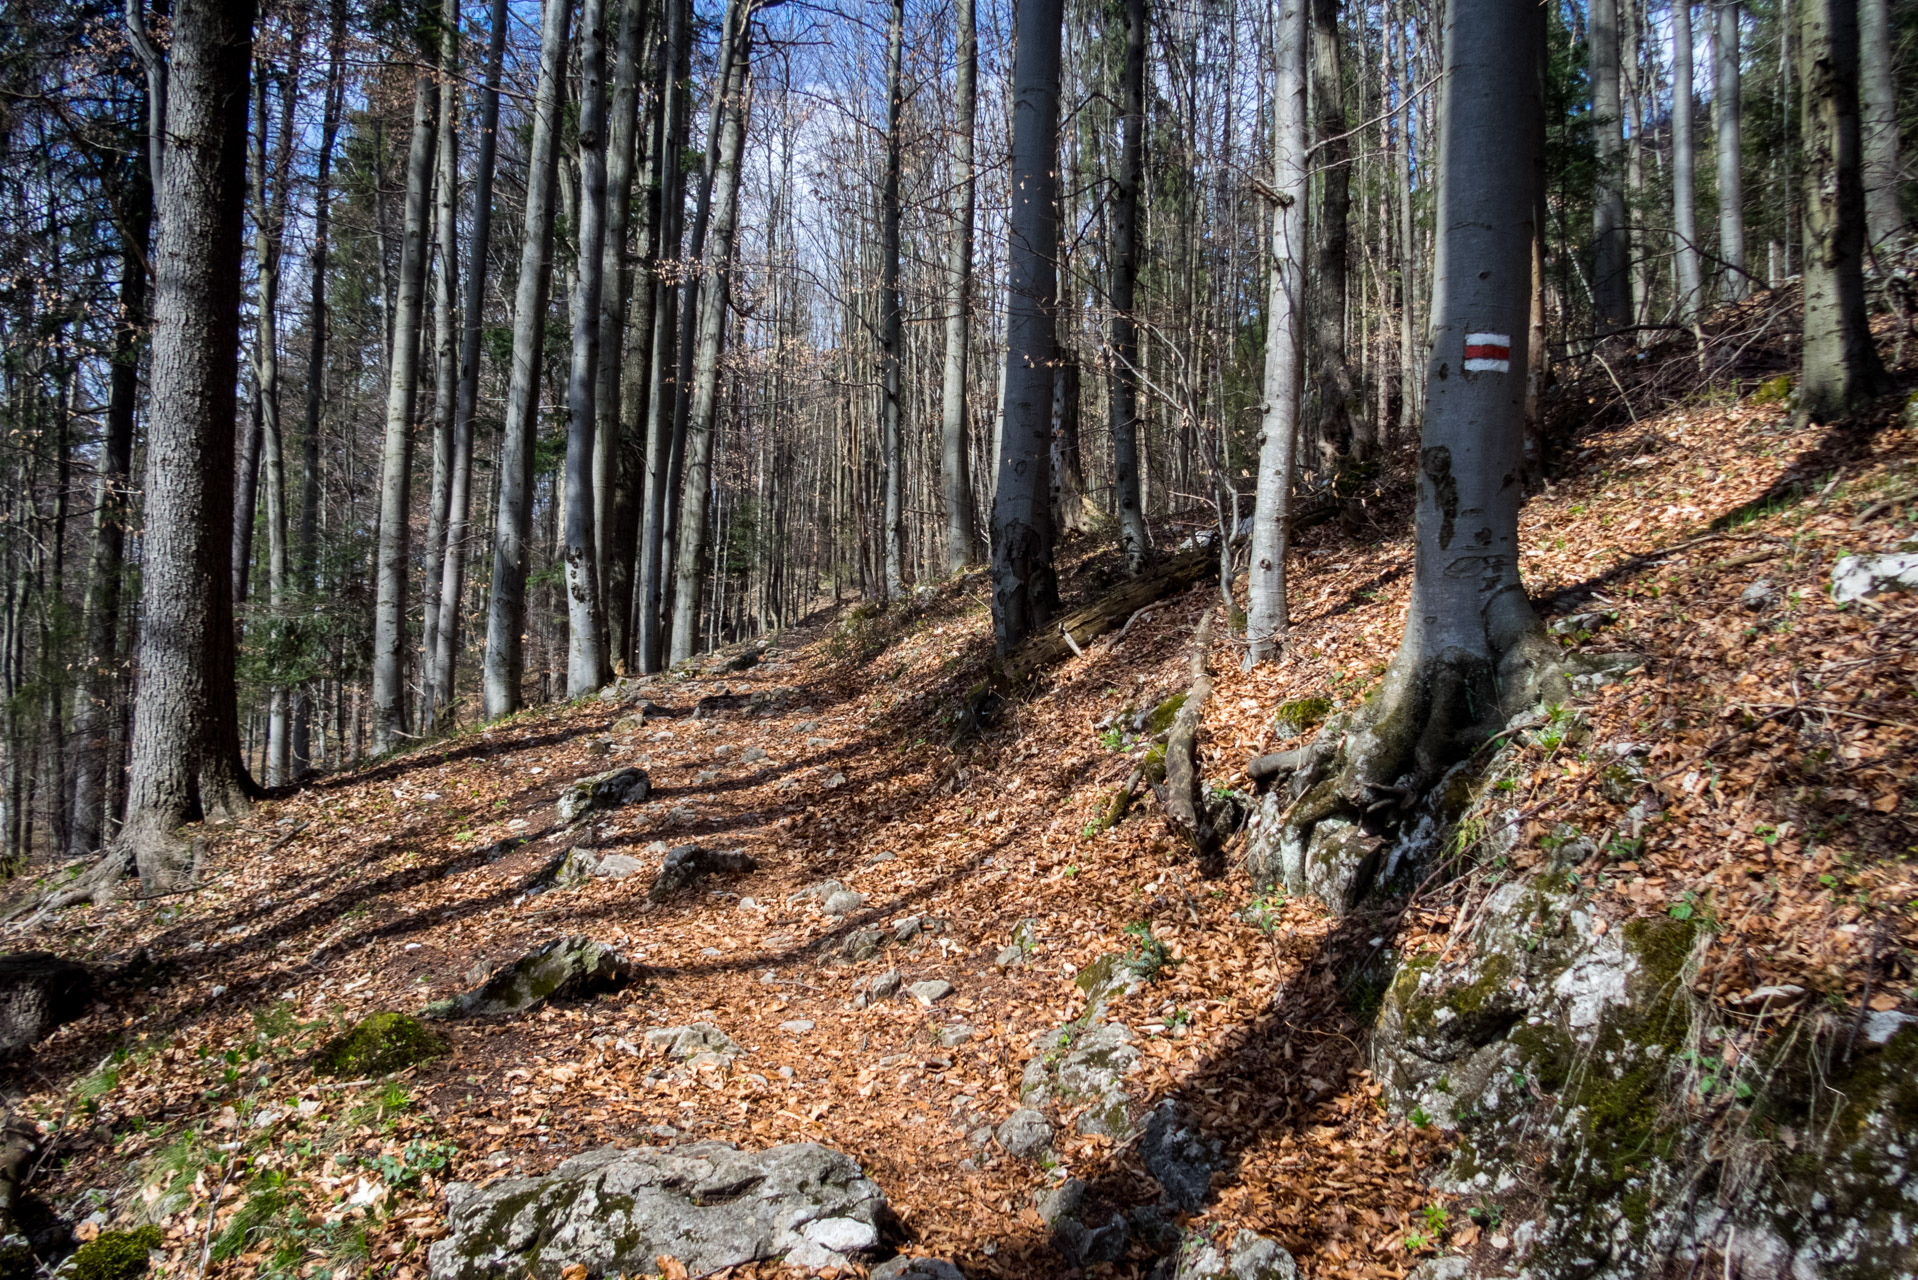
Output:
[
  {"left": 427, "top": 1141, "right": 889, "bottom": 1278},
  {"left": 823, "top": 890, "right": 867, "bottom": 916},
  {"left": 871, "top": 1257, "right": 966, "bottom": 1280},
  {"left": 1023, "top": 1021, "right": 1140, "bottom": 1138},
  {"left": 995, "top": 1108, "right": 1053, "bottom": 1160},
  {"left": 0, "top": 952, "right": 94, "bottom": 1058},
  {"left": 648, "top": 845, "right": 757, "bottom": 901},
  {"left": 1832, "top": 551, "right": 1918, "bottom": 604},
  {"left": 1140, "top": 1101, "right": 1222, "bottom": 1211},
  {"left": 641, "top": 1023, "right": 739, "bottom": 1066},
  {"left": 556, "top": 767, "right": 651, "bottom": 825},
  {"left": 448, "top": 937, "right": 639, "bottom": 1017},
  {"left": 551, "top": 846, "right": 647, "bottom": 887},
  {"left": 1038, "top": 1179, "right": 1130, "bottom": 1267},
  {"left": 1161, "top": 1229, "right": 1299, "bottom": 1280}
]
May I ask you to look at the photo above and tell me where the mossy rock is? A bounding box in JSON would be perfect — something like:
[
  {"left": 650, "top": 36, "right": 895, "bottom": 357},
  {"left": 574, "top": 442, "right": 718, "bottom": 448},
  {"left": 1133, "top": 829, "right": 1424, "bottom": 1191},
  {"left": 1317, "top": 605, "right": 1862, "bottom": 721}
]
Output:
[
  {"left": 1272, "top": 696, "right": 1332, "bottom": 738},
  {"left": 65, "top": 1227, "right": 163, "bottom": 1280},
  {"left": 1750, "top": 373, "right": 1793, "bottom": 405},
  {"left": 312, "top": 1011, "right": 446, "bottom": 1078},
  {"left": 1143, "top": 693, "right": 1186, "bottom": 736}
]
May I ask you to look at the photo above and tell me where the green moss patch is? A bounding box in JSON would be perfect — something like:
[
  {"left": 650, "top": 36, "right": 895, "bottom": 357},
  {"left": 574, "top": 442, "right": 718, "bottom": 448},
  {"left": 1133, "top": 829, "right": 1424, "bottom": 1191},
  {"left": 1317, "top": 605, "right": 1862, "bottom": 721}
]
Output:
[
  {"left": 1144, "top": 694, "right": 1186, "bottom": 736},
  {"left": 67, "top": 1227, "right": 163, "bottom": 1280},
  {"left": 312, "top": 1011, "right": 446, "bottom": 1078},
  {"left": 1749, "top": 374, "right": 1793, "bottom": 405},
  {"left": 1273, "top": 696, "right": 1333, "bottom": 738}
]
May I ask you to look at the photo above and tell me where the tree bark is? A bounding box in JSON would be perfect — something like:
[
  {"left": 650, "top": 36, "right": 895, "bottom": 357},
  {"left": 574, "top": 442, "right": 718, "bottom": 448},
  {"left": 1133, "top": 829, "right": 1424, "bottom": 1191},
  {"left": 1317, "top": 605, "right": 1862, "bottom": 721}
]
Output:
[
  {"left": 420, "top": 0, "right": 462, "bottom": 733},
  {"left": 1672, "top": 0, "right": 1704, "bottom": 319},
  {"left": 1245, "top": 0, "right": 1308, "bottom": 666},
  {"left": 940, "top": 0, "right": 983, "bottom": 574},
  {"left": 119, "top": 0, "right": 258, "bottom": 893},
  {"left": 1263, "top": 0, "right": 1558, "bottom": 914},
  {"left": 1311, "top": 0, "right": 1356, "bottom": 461},
  {"left": 1799, "top": 0, "right": 1891, "bottom": 420},
  {"left": 597, "top": 0, "right": 648, "bottom": 663},
  {"left": 1107, "top": 0, "right": 1148, "bottom": 573},
  {"left": 482, "top": 0, "right": 570, "bottom": 719},
  {"left": 370, "top": 71, "right": 438, "bottom": 752},
  {"left": 989, "top": 0, "right": 1063, "bottom": 655},
  {"left": 1714, "top": 2, "right": 1749, "bottom": 298},
  {"left": 564, "top": 0, "right": 612, "bottom": 693},
  {"left": 667, "top": 7, "right": 750, "bottom": 665},
  {"left": 251, "top": 56, "right": 297, "bottom": 786},
  {"left": 432, "top": 0, "right": 508, "bottom": 724},
  {"left": 1590, "top": 0, "right": 1633, "bottom": 330},
  {"left": 880, "top": 0, "right": 907, "bottom": 600},
  {"left": 1858, "top": 0, "right": 1905, "bottom": 250},
  {"left": 293, "top": 0, "right": 347, "bottom": 773},
  {"left": 1389, "top": 0, "right": 1421, "bottom": 435}
]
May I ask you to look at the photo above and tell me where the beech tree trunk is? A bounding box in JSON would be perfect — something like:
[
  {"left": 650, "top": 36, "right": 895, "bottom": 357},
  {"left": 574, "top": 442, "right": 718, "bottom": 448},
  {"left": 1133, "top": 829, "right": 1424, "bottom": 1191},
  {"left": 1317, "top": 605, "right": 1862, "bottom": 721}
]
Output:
[
  {"left": 1672, "top": 0, "right": 1704, "bottom": 319},
  {"left": 420, "top": 0, "right": 462, "bottom": 732},
  {"left": 1858, "top": 0, "right": 1905, "bottom": 250},
  {"left": 1798, "top": 0, "right": 1891, "bottom": 419},
  {"left": 880, "top": 0, "right": 906, "bottom": 599},
  {"left": 1714, "top": 2, "right": 1749, "bottom": 298},
  {"left": 667, "top": 7, "right": 750, "bottom": 665},
  {"left": 1311, "top": 0, "right": 1356, "bottom": 462},
  {"left": 482, "top": 0, "right": 570, "bottom": 718},
  {"left": 989, "top": 0, "right": 1063, "bottom": 654},
  {"left": 120, "top": 0, "right": 258, "bottom": 891},
  {"left": 1245, "top": 0, "right": 1308, "bottom": 665},
  {"left": 564, "top": 0, "right": 611, "bottom": 693},
  {"left": 597, "top": 0, "right": 648, "bottom": 661},
  {"left": 370, "top": 72, "right": 437, "bottom": 753},
  {"left": 1590, "top": 0, "right": 1632, "bottom": 330},
  {"left": 432, "top": 0, "right": 508, "bottom": 723},
  {"left": 941, "top": 0, "right": 983, "bottom": 574},
  {"left": 1108, "top": 0, "right": 1148, "bottom": 573},
  {"left": 293, "top": 0, "right": 347, "bottom": 773}
]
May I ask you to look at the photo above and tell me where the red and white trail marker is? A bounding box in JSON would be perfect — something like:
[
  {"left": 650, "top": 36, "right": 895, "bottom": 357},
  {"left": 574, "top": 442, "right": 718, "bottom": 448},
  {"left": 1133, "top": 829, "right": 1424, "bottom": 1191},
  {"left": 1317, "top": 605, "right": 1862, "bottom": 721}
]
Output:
[{"left": 1463, "top": 332, "right": 1511, "bottom": 373}]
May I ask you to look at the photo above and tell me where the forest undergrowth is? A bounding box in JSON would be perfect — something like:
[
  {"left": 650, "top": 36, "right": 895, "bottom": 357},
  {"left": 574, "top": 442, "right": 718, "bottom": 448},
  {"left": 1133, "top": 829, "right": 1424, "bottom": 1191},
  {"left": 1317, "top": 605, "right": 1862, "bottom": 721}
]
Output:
[{"left": 4, "top": 310, "right": 1916, "bottom": 1280}]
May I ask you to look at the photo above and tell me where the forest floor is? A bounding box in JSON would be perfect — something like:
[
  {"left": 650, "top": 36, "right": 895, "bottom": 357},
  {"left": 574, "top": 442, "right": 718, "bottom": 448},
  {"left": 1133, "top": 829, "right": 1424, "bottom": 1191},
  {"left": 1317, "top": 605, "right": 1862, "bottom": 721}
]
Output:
[{"left": 6, "top": 301, "right": 1918, "bottom": 1280}]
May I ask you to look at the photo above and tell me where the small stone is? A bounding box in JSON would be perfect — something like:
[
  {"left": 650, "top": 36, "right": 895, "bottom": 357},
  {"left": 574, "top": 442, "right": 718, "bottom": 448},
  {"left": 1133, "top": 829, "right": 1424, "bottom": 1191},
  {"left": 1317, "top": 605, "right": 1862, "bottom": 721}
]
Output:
[
  {"left": 823, "top": 890, "right": 867, "bottom": 916},
  {"left": 642, "top": 1023, "right": 740, "bottom": 1062},
  {"left": 742, "top": 746, "right": 768, "bottom": 763},
  {"left": 592, "top": 854, "right": 645, "bottom": 879},
  {"left": 996, "top": 1108, "right": 1052, "bottom": 1159},
  {"left": 556, "top": 766, "right": 651, "bottom": 824},
  {"left": 871, "top": 1257, "right": 967, "bottom": 1280},
  {"left": 1740, "top": 578, "right": 1777, "bottom": 610},
  {"left": 841, "top": 928, "right": 887, "bottom": 962},
  {"left": 789, "top": 879, "right": 845, "bottom": 904},
  {"left": 908, "top": 980, "right": 954, "bottom": 1006},
  {"left": 808, "top": 737, "right": 833, "bottom": 747},
  {"left": 1140, "top": 1100, "right": 1222, "bottom": 1211},
  {"left": 937, "top": 1024, "right": 974, "bottom": 1047},
  {"left": 824, "top": 772, "right": 848, "bottom": 789},
  {"left": 712, "top": 743, "right": 734, "bottom": 757},
  {"left": 893, "top": 916, "right": 923, "bottom": 943},
  {"left": 449, "top": 937, "right": 641, "bottom": 1018},
  {"left": 870, "top": 970, "right": 902, "bottom": 999},
  {"left": 993, "top": 945, "right": 1024, "bottom": 969},
  {"left": 649, "top": 845, "right": 757, "bottom": 901},
  {"left": 779, "top": 1019, "right": 816, "bottom": 1034}
]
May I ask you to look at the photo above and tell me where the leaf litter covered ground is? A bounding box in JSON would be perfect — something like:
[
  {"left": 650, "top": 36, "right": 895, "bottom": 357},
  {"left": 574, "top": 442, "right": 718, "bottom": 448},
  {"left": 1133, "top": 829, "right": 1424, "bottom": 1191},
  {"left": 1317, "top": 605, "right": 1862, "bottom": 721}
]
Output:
[{"left": 7, "top": 317, "right": 1917, "bottom": 1280}]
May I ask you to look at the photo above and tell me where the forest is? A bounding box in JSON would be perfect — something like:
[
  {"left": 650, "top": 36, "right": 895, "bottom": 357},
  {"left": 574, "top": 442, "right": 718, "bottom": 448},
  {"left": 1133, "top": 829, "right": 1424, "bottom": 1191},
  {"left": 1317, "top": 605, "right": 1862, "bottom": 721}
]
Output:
[{"left": 0, "top": 0, "right": 1913, "bottom": 1274}]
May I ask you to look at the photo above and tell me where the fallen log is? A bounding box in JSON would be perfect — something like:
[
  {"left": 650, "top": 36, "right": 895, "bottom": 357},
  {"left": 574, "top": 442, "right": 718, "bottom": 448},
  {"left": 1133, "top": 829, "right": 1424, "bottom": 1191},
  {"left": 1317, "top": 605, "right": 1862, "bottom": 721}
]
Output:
[
  {"left": 1153, "top": 613, "right": 1221, "bottom": 873},
  {"left": 1000, "top": 545, "right": 1218, "bottom": 684}
]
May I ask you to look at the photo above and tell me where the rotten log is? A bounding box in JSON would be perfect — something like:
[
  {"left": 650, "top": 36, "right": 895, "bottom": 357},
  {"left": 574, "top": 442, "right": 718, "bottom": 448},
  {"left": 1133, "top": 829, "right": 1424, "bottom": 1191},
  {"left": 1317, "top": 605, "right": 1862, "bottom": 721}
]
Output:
[{"left": 1154, "top": 612, "right": 1220, "bottom": 871}]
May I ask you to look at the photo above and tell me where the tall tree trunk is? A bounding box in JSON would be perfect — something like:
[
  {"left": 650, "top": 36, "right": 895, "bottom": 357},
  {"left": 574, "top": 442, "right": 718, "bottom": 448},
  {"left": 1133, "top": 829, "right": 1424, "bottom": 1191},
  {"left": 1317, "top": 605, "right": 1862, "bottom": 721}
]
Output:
[
  {"left": 1246, "top": 0, "right": 1308, "bottom": 665},
  {"left": 294, "top": 0, "right": 347, "bottom": 774},
  {"left": 564, "top": 0, "right": 611, "bottom": 693},
  {"left": 432, "top": 0, "right": 507, "bottom": 723},
  {"left": 1590, "top": 0, "right": 1632, "bottom": 330},
  {"left": 1714, "top": 1, "right": 1749, "bottom": 298},
  {"left": 638, "top": 0, "right": 688, "bottom": 672},
  {"left": 880, "top": 0, "right": 906, "bottom": 599},
  {"left": 1390, "top": 0, "right": 1420, "bottom": 435},
  {"left": 251, "top": 61, "right": 295, "bottom": 786},
  {"left": 1799, "top": 0, "right": 1891, "bottom": 419},
  {"left": 1311, "top": 0, "right": 1356, "bottom": 462},
  {"left": 1107, "top": 0, "right": 1148, "bottom": 573},
  {"left": 1858, "top": 0, "right": 1905, "bottom": 250},
  {"left": 597, "top": 0, "right": 648, "bottom": 663},
  {"left": 667, "top": 10, "right": 750, "bottom": 665},
  {"left": 73, "top": 116, "right": 152, "bottom": 855},
  {"left": 420, "top": 0, "right": 462, "bottom": 733},
  {"left": 233, "top": 380, "right": 262, "bottom": 609},
  {"left": 482, "top": 0, "right": 570, "bottom": 718},
  {"left": 1672, "top": 0, "right": 1704, "bottom": 319},
  {"left": 124, "top": 0, "right": 167, "bottom": 192},
  {"left": 119, "top": 0, "right": 258, "bottom": 893},
  {"left": 941, "top": 0, "right": 983, "bottom": 574},
  {"left": 1264, "top": 0, "right": 1557, "bottom": 913},
  {"left": 370, "top": 72, "right": 438, "bottom": 753},
  {"left": 989, "top": 0, "right": 1063, "bottom": 654}
]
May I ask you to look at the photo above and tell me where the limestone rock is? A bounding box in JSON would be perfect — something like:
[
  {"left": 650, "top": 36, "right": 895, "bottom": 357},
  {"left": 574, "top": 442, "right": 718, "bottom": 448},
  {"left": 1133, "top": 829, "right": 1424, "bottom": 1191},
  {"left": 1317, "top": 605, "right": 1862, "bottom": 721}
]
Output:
[
  {"left": 1023, "top": 1021, "right": 1140, "bottom": 1138},
  {"left": 871, "top": 1257, "right": 966, "bottom": 1280},
  {"left": 641, "top": 1023, "right": 739, "bottom": 1066},
  {"left": 741, "top": 747, "right": 768, "bottom": 763},
  {"left": 1037, "top": 1179, "right": 1130, "bottom": 1267},
  {"left": 842, "top": 928, "right": 887, "bottom": 962},
  {"left": 870, "top": 970, "right": 902, "bottom": 1000},
  {"left": 555, "top": 767, "right": 651, "bottom": 825},
  {"left": 0, "top": 952, "right": 93, "bottom": 1058},
  {"left": 789, "top": 879, "right": 846, "bottom": 905},
  {"left": 427, "top": 1142, "right": 888, "bottom": 1279},
  {"left": 908, "top": 980, "right": 954, "bottom": 1006},
  {"left": 552, "top": 846, "right": 647, "bottom": 887},
  {"left": 822, "top": 890, "right": 867, "bottom": 916},
  {"left": 1832, "top": 551, "right": 1918, "bottom": 604},
  {"left": 1140, "top": 1101, "right": 1222, "bottom": 1211},
  {"left": 1162, "top": 1229, "right": 1299, "bottom": 1280},
  {"left": 648, "top": 845, "right": 757, "bottom": 902},
  {"left": 995, "top": 1108, "right": 1052, "bottom": 1160},
  {"left": 452, "top": 937, "right": 639, "bottom": 1017}
]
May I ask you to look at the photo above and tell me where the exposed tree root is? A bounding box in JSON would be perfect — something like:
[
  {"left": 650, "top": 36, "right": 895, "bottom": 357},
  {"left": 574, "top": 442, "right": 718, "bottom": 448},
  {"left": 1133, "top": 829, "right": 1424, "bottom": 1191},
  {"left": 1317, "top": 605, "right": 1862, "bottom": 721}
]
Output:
[{"left": 1154, "top": 612, "right": 1223, "bottom": 874}]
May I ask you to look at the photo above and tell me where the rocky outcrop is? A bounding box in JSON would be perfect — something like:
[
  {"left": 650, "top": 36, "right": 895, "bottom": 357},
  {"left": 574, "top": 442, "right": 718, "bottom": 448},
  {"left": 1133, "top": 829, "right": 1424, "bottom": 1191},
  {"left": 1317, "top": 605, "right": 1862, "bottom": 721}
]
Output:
[
  {"left": 427, "top": 1141, "right": 889, "bottom": 1278},
  {"left": 555, "top": 767, "right": 651, "bottom": 825},
  {"left": 642, "top": 1023, "right": 740, "bottom": 1068},
  {"left": 443, "top": 937, "right": 640, "bottom": 1018},
  {"left": 647, "top": 844, "right": 757, "bottom": 901},
  {"left": 0, "top": 952, "right": 93, "bottom": 1058},
  {"left": 1156, "top": 1229, "right": 1299, "bottom": 1280}
]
